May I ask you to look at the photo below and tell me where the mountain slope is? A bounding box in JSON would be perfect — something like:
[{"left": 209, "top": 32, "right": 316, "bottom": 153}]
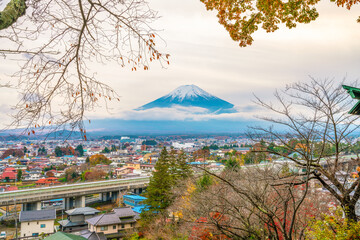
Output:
[{"left": 137, "top": 85, "right": 236, "bottom": 114}]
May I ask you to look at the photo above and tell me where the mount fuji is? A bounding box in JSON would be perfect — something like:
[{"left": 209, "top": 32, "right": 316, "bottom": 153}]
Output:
[{"left": 137, "top": 85, "right": 236, "bottom": 114}]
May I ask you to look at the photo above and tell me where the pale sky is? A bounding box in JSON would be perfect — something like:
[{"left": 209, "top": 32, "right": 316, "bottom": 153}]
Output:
[{"left": 0, "top": 0, "right": 360, "bottom": 125}]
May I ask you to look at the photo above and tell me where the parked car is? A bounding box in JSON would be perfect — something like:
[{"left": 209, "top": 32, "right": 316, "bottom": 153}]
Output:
[{"left": 0, "top": 231, "right": 6, "bottom": 239}]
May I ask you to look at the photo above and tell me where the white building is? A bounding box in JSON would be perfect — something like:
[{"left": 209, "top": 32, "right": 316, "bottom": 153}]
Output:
[{"left": 19, "top": 209, "right": 56, "bottom": 238}]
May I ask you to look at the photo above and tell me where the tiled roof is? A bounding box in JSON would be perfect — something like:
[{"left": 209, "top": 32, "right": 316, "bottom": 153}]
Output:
[
  {"left": 80, "top": 230, "right": 107, "bottom": 240},
  {"left": 19, "top": 209, "right": 56, "bottom": 222},
  {"left": 1, "top": 171, "right": 16, "bottom": 179},
  {"left": 86, "top": 213, "right": 120, "bottom": 226},
  {"left": 86, "top": 207, "right": 136, "bottom": 226},
  {"left": 113, "top": 207, "right": 136, "bottom": 218},
  {"left": 58, "top": 219, "right": 86, "bottom": 227},
  {"left": 44, "top": 232, "right": 87, "bottom": 240},
  {"left": 66, "top": 207, "right": 100, "bottom": 216}
]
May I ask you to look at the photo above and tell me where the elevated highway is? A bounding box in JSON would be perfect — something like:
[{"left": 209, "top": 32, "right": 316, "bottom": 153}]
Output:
[{"left": 0, "top": 177, "right": 149, "bottom": 210}]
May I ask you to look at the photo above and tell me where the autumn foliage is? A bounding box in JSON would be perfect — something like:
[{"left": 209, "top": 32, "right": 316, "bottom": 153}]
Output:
[
  {"left": 84, "top": 169, "right": 107, "bottom": 181},
  {"left": 89, "top": 154, "right": 112, "bottom": 166},
  {"left": 200, "top": 0, "right": 360, "bottom": 47},
  {"left": 1, "top": 149, "right": 25, "bottom": 159}
]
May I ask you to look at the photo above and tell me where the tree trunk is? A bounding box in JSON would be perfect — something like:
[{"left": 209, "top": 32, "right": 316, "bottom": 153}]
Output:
[{"left": 343, "top": 203, "right": 358, "bottom": 222}]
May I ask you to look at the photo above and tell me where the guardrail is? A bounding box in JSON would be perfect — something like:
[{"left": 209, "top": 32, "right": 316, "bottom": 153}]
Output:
[{"left": 0, "top": 177, "right": 150, "bottom": 202}]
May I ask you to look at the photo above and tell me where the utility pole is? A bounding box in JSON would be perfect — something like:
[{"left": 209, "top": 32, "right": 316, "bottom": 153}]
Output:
[
  {"left": 61, "top": 209, "right": 64, "bottom": 231},
  {"left": 14, "top": 197, "right": 18, "bottom": 240}
]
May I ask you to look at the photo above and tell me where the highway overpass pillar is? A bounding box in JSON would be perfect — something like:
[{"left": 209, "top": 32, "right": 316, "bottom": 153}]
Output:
[
  {"left": 101, "top": 192, "right": 111, "bottom": 202},
  {"left": 22, "top": 201, "right": 42, "bottom": 211},
  {"left": 74, "top": 196, "right": 85, "bottom": 208},
  {"left": 64, "top": 197, "right": 74, "bottom": 210},
  {"left": 111, "top": 191, "right": 119, "bottom": 203}
]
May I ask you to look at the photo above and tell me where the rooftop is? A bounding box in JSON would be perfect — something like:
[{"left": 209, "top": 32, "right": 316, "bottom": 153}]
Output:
[
  {"left": 123, "top": 195, "right": 147, "bottom": 201},
  {"left": 86, "top": 207, "right": 136, "bottom": 226},
  {"left": 44, "top": 232, "right": 87, "bottom": 240},
  {"left": 66, "top": 207, "right": 100, "bottom": 216},
  {"left": 19, "top": 209, "right": 56, "bottom": 222}
]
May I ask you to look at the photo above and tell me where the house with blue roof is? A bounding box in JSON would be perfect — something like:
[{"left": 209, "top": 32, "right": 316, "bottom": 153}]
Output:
[
  {"left": 123, "top": 195, "right": 148, "bottom": 214},
  {"left": 123, "top": 195, "right": 146, "bottom": 207}
]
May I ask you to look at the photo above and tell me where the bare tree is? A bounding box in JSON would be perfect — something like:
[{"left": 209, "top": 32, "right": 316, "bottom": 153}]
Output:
[
  {"left": 173, "top": 166, "right": 330, "bottom": 240},
  {"left": 0, "top": 0, "right": 169, "bottom": 138},
  {"left": 251, "top": 78, "right": 360, "bottom": 221}
]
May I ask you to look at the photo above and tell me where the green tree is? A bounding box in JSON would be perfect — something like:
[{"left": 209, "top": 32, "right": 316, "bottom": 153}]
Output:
[
  {"left": 225, "top": 157, "right": 240, "bottom": 169},
  {"left": 111, "top": 145, "right": 117, "bottom": 152},
  {"left": 169, "top": 150, "right": 192, "bottom": 180},
  {"left": 17, "top": 169, "right": 22, "bottom": 182},
  {"left": 38, "top": 147, "right": 47, "bottom": 156},
  {"left": 54, "top": 146, "right": 63, "bottom": 157},
  {"left": 142, "top": 148, "right": 192, "bottom": 219},
  {"left": 209, "top": 144, "right": 219, "bottom": 150},
  {"left": 197, "top": 173, "right": 212, "bottom": 191},
  {"left": 75, "top": 145, "right": 84, "bottom": 156},
  {"left": 142, "top": 148, "right": 173, "bottom": 216},
  {"left": 142, "top": 140, "right": 157, "bottom": 146},
  {"left": 101, "top": 147, "right": 110, "bottom": 153}
]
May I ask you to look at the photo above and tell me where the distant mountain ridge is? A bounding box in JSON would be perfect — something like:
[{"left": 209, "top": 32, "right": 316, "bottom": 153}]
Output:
[{"left": 137, "top": 85, "right": 236, "bottom": 114}]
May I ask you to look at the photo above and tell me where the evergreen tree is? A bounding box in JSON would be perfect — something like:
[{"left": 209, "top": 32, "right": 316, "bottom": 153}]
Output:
[
  {"left": 54, "top": 146, "right": 63, "bottom": 157},
  {"left": 197, "top": 173, "right": 212, "bottom": 191},
  {"left": 111, "top": 145, "right": 117, "bottom": 152},
  {"left": 142, "top": 148, "right": 192, "bottom": 221},
  {"left": 143, "top": 148, "right": 173, "bottom": 215},
  {"left": 101, "top": 147, "right": 110, "bottom": 153},
  {"left": 75, "top": 144, "right": 84, "bottom": 156},
  {"left": 225, "top": 157, "right": 240, "bottom": 170},
  {"left": 17, "top": 170, "right": 22, "bottom": 182},
  {"left": 170, "top": 150, "right": 192, "bottom": 179},
  {"left": 38, "top": 147, "right": 47, "bottom": 155}
]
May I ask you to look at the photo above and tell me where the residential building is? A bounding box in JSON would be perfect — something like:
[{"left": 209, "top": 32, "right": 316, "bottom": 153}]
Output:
[
  {"left": 0, "top": 167, "right": 17, "bottom": 182},
  {"left": 123, "top": 195, "right": 146, "bottom": 208},
  {"left": 19, "top": 209, "right": 56, "bottom": 238},
  {"left": 59, "top": 207, "right": 100, "bottom": 233},
  {"left": 35, "top": 177, "right": 61, "bottom": 186},
  {"left": 86, "top": 207, "right": 138, "bottom": 239}
]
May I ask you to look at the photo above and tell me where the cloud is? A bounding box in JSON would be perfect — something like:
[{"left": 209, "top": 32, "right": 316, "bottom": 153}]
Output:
[{"left": 106, "top": 104, "right": 265, "bottom": 122}]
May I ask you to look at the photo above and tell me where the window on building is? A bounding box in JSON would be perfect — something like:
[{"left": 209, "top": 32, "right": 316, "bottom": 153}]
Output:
[
  {"left": 113, "top": 225, "right": 116, "bottom": 229},
  {"left": 28, "top": 222, "right": 30, "bottom": 225},
  {"left": 100, "top": 226, "right": 108, "bottom": 231},
  {"left": 37, "top": 221, "right": 39, "bottom": 225},
  {"left": 40, "top": 224, "right": 46, "bottom": 228},
  {"left": 121, "top": 224, "right": 125, "bottom": 228},
  {"left": 32, "top": 233, "right": 39, "bottom": 237}
]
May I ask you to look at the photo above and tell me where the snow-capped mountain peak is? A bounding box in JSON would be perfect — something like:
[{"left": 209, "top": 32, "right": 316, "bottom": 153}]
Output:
[
  {"left": 136, "top": 84, "right": 236, "bottom": 114},
  {"left": 165, "top": 85, "right": 213, "bottom": 101}
]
